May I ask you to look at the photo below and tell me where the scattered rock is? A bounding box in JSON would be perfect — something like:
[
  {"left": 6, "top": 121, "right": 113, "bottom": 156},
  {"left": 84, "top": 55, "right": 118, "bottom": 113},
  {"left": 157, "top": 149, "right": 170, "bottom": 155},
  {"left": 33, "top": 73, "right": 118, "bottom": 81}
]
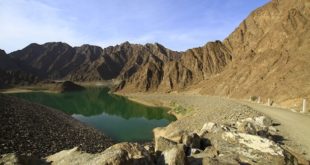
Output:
[
  {"left": 160, "top": 145, "right": 186, "bottom": 165},
  {"left": 9, "top": 114, "right": 298, "bottom": 165},
  {"left": 236, "top": 121, "right": 257, "bottom": 135},
  {"left": 164, "top": 129, "right": 187, "bottom": 143},
  {"left": 154, "top": 136, "right": 177, "bottom": 153},
  {"left": 0, "top": 95, "right": 113, "bottom": 158},
  {"left": 181, "top": 133, "right": 201, "bottom": 149},
  {"left": 198, "top": 122, "right": 219, "bottom": 136},
  {"left": 0, "top": 153, "right": 47, "bottom": 165},
  {"left": 0, "top": 154, "right": 19, "bottom": 165},
  {"left": 254, "top": 116, "right": 273, "bottom": 128},
  {"left": 190, "top": 148, "right": 202, "bottom": 155},
  {"left": 152, "top": 115, "right": 299, "bottom": 165},
  {"left": 268, "top": 126, "right": 278, "bottom": 135}
]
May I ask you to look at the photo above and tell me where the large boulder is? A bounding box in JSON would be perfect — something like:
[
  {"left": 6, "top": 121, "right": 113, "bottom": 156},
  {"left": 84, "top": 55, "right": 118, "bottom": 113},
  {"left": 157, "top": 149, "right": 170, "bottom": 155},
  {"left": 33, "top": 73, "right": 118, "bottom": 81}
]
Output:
[
  {"left": 254, "top": 116, "right": 273, "bottom": 128},
  {"left": 47, "top": 143, "right": 153, "bottom": 165},
  {"left": 218, "top": 132, "right": 296, "bottom": 164},
  {"left": 181, "top": 133, "right": 201, "bottom": 149},
  {"left": 192, "top": 117, "right": 298, "bottom": 165},
  {"left": 158, "top": 144, "right": 186, "bottom": 165},
  {"left": 236, "top": 120, "right": 257, "bottom": 135},
  {"left": 154, "top": 136, "right": 177, "bottom": 153},
  {"left": 198, "top": 122, "right": 219, "bottom": 136}
]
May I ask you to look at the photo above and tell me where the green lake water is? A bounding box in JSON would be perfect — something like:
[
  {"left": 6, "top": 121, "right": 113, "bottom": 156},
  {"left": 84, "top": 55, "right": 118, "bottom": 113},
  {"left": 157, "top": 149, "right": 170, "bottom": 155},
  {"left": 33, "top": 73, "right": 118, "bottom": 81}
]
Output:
[{"left": 10, "top": 88, "right": 176, "bottom": 142}]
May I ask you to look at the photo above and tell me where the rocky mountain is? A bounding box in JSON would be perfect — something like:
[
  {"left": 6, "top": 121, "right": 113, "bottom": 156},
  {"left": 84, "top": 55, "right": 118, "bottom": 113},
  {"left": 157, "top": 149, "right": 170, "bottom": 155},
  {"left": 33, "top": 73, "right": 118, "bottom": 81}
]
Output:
[
  {"left": 8, "top": 42, "right": 179, "bottom": 83},
  {"left": 116, "top": 0, "right": 310, "bottom": 107},
  {"left": 0, "top": 49, "right": 39, "bottom": 88},
  {"left": 1, "top": 0, "right": 309, "bottom": 107},
  {"left": 194, "top": 0, "right": 310, "bottom": 107},
  {"left": 117, "top": 41, "right": 232, "bottom": 92}
]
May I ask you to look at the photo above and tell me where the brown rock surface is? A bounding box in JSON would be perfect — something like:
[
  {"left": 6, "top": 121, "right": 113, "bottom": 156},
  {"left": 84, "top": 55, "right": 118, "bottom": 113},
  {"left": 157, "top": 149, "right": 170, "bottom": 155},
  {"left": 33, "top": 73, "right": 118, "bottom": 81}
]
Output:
[
  {"left": 1, "top": 0, "right": 309, "bottom": 108},
  {"left": 196, "top": 0, "right": 310, "bottom": 108},
  {"left": 117, "top": 0, "right": 310, "bottom": 108}
]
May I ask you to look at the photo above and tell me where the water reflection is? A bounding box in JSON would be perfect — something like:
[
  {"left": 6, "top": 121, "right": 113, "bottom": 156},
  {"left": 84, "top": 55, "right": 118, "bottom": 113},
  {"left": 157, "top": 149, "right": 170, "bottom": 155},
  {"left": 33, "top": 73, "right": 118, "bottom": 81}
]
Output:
[{"left": 11, "top": 88, "right": 176, "bottom": 141}]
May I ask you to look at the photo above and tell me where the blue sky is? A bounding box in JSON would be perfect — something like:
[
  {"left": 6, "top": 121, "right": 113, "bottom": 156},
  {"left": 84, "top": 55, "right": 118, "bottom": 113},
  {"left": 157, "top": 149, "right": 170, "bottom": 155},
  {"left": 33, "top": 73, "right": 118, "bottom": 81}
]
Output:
[{"left": 0, "top": 0, "right": 269, "bottom": 53}]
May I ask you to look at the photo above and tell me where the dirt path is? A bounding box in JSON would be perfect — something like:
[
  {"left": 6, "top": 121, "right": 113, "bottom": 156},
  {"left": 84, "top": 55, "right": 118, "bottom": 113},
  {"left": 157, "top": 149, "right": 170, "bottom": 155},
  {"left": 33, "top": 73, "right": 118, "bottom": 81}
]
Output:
[
  {"left": 121, "top": 93, "right": 310, "bottom": 160},
  {"left": 239, "top": 101, "right": 310, "bottom": 159}
]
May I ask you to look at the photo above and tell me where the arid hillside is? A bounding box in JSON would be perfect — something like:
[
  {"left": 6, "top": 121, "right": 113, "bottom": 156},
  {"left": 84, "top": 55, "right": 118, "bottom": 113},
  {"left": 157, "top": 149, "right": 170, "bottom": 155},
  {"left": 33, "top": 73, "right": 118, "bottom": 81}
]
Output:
[
  {"left": 195, "top": 0, "right": 310, "bottom": 108},
  {"left": 1, "top": 0, "right": 309, "bottom": 108}
]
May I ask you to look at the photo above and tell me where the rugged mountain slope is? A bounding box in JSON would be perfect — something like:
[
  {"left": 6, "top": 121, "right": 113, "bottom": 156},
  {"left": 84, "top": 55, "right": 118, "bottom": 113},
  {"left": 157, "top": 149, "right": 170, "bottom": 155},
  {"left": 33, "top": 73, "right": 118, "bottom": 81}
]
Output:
[
  {"left": 69, "top": 42, "right": 179, "bottom": 82},
  {"left": 9, "top": 42, "right": 179, "bottom": 83},
  {"left": 0, "top": 50, "right": 39, "bottom": 88},
  {"left": 11, "top": 42, "right": 100, "bottom": 79},
  {"left": 1, "top": 0, "right": 308, "bottom": 107},
  {"left": 0, "top": 49, "right": 19, "bottom": 71},
  {"left": 195, "top": 0, "right": 310, "bottom": 107},
  {"left": 118, "top": 41, "right": 232, "bottom": 92},
  {"left": 117, "top": 0, "right": 310, "bottom": 108}
]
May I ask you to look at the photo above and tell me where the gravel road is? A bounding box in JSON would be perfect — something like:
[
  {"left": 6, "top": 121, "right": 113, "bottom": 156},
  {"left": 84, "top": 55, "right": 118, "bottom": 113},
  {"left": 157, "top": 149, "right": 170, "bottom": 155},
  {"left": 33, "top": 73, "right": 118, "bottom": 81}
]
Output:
[
  {"left": 123, "top": 93, "right": 310, "bottom": 160},
  {"left": 240, "top": 101, "right": 310, "bottom": 160}
]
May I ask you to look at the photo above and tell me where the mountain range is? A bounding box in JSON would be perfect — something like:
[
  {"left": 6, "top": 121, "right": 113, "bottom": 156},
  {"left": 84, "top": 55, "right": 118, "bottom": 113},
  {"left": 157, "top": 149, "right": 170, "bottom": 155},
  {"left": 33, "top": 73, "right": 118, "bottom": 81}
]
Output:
[{"left": 1, "top": 0, "right": 309, "bottom": 108}]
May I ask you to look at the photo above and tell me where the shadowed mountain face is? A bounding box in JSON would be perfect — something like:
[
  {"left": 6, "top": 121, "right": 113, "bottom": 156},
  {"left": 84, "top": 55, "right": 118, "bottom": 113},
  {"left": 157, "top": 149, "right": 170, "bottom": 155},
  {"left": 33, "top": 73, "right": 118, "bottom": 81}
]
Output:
[
  {"left": 0, "top": 49, "right": 39, "bottom": 88},
  {"left": 8, "top": 42, "right": 180, "bottom": 84},
  {"left": 6, "top": 41, "right": 231, "bottom": 92},
  {"left": 1, "top": 0, "right": 309, "bottom": 107}
]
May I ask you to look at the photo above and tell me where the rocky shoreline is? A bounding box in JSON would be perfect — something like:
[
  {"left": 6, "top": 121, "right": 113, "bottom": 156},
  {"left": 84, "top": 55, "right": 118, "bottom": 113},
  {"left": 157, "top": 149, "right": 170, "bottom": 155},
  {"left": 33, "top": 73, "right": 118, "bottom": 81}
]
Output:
[
  {"left": 0, "top": 94, "right": 114, "bottom": 158},
  {"left": 0, "top": 93, "right": 309, "bottom": 164},
  {"left": 45, "top": 116, "right": 308, "bottom": 165}
]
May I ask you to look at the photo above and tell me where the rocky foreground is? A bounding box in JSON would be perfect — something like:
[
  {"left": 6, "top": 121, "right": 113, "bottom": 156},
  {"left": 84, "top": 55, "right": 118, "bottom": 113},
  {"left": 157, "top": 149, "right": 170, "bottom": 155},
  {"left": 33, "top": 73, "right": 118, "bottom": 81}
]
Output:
[
  {"left": 0, "top": 93, "right": 309, "bottom": 164},
  {"left": 43, "top": 116, "right": 307, "bottom": 165},
  {"left": 0, "top": 94, "right": 114, "bottom": 158}
]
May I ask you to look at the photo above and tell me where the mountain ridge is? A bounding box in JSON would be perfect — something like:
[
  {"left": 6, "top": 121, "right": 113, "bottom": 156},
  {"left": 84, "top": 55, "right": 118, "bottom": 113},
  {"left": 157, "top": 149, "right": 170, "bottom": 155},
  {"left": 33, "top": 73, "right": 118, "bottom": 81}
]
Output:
[{"left": 1, "top": 0, "right": 309, "bottom": 108}]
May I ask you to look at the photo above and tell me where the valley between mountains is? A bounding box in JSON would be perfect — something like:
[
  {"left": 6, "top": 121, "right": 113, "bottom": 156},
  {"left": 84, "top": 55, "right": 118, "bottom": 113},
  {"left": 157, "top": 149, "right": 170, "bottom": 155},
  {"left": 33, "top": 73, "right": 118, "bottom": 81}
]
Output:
[{"left": 0, "top": 0, "right": 310, "bottom": 164}]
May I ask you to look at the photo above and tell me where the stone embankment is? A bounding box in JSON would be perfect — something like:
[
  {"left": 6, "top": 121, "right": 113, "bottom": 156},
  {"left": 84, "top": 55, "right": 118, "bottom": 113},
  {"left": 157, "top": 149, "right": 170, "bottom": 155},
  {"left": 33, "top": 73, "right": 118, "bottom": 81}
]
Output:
[
  {"left": 44, "top": 116, "right": 307, "bottom": 165},
  {"left": 0, "top": 95, "right": 113, "bottom": 158}
]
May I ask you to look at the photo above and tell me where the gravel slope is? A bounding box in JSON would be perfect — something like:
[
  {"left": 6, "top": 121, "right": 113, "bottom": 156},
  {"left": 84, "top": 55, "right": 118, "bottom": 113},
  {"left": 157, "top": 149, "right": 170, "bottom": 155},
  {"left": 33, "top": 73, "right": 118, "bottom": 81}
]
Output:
[
  {"left": 123, "top": 93, "right": 309, "bottom": 160},
  {"left": 0, "top": 94, "right": 114, "bottom": 158}
]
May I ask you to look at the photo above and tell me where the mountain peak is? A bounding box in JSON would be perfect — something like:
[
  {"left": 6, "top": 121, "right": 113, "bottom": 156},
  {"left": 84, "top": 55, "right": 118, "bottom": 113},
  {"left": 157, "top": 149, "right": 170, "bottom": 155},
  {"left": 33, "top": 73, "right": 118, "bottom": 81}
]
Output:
[{"left": 0, "top": 49, "right": 6, "bottom": 56}]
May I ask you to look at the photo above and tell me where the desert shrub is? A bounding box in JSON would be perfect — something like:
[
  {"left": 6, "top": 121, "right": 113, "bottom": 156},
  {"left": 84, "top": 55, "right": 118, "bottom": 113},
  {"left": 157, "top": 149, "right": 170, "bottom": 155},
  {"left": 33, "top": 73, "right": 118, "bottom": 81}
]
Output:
[{"left": 250, "top": 96, "right": 258, "bottom": 101}]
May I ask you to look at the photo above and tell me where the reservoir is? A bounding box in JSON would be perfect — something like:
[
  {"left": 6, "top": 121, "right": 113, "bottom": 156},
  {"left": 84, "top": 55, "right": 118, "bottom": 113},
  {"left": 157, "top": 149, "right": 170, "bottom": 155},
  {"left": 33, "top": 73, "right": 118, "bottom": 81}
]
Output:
[{"left": 10, "top": 88, "right": 176, "bottom": 142}]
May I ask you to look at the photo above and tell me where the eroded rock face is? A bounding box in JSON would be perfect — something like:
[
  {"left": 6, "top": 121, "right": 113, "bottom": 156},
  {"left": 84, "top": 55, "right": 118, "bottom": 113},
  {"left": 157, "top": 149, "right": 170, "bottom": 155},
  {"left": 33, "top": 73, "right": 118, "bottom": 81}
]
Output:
[
  {"left": 199, "top": 0, "right": 310, "bottom": 107},
  {"left": 9, "top": 42, "right": 179, "bottom": 85},
  {"left": 120, "top": 41, "right": 232, "bottom": 92}
]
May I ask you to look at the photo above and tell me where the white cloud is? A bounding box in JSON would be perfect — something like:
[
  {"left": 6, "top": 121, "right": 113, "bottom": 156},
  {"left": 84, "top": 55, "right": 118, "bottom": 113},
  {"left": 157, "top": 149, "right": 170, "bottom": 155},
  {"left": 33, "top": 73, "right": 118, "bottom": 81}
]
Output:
[{"left": 0, "top": 0, "right": 85, "bottom": 52}]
